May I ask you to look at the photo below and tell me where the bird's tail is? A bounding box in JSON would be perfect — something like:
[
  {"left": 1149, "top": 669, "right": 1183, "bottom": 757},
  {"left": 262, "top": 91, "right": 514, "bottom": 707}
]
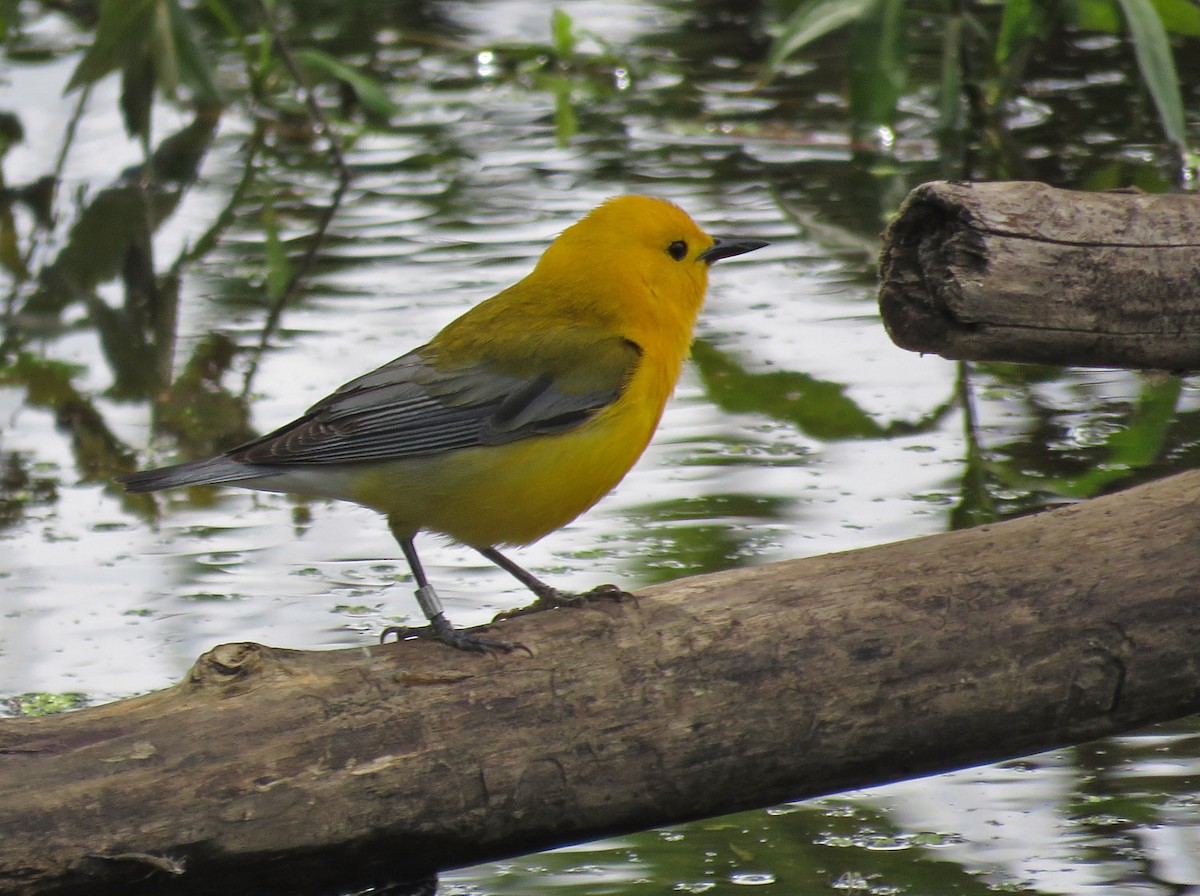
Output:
[{"left": 119, "top": 456, "right": 264, "bottom": 494}]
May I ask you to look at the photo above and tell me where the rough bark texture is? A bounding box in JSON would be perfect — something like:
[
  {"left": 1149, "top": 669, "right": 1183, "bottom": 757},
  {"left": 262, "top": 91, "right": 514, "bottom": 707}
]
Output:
[
  {"left": 878, "top": 180, "right": 1200, "bottom": 369},
  {"left": 6, "top": 470, "right": 1200, "bottom": 894}
]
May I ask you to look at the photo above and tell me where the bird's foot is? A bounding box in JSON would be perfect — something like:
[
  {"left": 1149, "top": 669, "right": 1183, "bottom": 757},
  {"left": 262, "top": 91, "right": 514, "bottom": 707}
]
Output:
[
  {"left": 494, "top": 582, "right": 634, "bottom": 621},
  {"left": 380, "top": 613, "right": 529, "bottom": 655},
  {"left": 579, "top": 582, "right": 634, "bottom": 604}
]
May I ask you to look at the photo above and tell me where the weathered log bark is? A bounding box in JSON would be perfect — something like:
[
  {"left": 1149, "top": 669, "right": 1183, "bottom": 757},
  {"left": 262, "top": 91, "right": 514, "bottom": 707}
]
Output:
[
  {"left": 878, "top": 180, "right": 1200, "bottom": 369},
  {"left": 6, "top": 469, "right": 1200, "bottom": 895}
]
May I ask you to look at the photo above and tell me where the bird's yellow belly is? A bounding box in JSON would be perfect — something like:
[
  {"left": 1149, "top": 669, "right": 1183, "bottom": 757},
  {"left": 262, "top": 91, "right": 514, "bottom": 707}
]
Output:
[{"left": 349, "top": 382, "right": 666, "bottom": 548}]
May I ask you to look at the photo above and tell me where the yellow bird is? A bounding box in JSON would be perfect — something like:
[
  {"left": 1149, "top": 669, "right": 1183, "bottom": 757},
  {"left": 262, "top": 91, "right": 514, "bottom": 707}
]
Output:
[{"left": 120, "top": 196, "right": 767, "bottom": 651}]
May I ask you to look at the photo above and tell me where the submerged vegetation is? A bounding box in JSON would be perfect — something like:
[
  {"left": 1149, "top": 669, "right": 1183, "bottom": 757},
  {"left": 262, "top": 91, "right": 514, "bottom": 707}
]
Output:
[
  {"left": 0, "top": 0, "right": 1195, "bottom": 538},
  {"left": 763, "top": 0, "right": 1200, "bottom": 173}
]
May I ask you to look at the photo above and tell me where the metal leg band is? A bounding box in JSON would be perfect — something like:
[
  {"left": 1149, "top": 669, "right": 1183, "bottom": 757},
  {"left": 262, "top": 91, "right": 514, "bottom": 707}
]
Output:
[{"left": 414, "top": 584, "right": 444, "bottom": 621}]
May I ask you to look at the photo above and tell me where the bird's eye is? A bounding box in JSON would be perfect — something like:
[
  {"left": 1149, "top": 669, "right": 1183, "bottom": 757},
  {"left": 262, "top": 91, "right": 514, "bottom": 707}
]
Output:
[{"left": 667, "top": 240, "right": 688, "bottom": 261}]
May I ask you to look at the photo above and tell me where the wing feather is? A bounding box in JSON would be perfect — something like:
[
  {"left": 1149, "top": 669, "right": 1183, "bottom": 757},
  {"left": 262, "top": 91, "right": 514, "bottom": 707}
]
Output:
[{"left": 230, "top": 334, "right": 641, "bottom": 467}]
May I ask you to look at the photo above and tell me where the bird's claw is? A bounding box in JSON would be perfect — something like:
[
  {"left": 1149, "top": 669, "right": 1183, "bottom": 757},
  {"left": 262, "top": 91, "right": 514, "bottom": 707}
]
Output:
[
  {"left": 494, "top": 582, "right": 634, "bottom": 621},
  {"left": 583, "top": 583, "right": 634, "bottom": 603},
  {"left": 380, "top": 616, "right": 530, "bottom": 656},
  {"left": 554, "top": 582, "right": 634, "bottom": 606}
]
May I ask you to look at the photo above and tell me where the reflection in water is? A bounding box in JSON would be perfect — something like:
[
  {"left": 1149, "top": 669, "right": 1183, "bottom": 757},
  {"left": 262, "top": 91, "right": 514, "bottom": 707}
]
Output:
[{"left": 1, "top": 1, "right": 1199, "bottom": 894}]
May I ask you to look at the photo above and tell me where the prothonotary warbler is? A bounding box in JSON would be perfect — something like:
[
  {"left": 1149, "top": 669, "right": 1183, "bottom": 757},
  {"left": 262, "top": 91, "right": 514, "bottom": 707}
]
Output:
[{"left": 120, "top": 196, "right": 767, "bottom": 652}]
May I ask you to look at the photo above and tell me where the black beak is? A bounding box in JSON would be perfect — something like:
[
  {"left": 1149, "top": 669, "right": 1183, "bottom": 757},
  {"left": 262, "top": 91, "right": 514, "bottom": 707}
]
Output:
[{"left": 698, "top": 236, "right": 769, "bottom": 265}]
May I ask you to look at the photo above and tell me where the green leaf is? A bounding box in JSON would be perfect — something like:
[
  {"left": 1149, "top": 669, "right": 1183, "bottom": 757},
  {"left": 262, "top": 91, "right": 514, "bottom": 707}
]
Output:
[
  {"left": 198, "top": 0, "right": 241, "bottom": 41},
  {"left": 761, "top": 0, "right": 876, "bottom": 82},
  {"left": 690, "top": 340, "right": 888, "bottom": 440},
  {"left": 551, "top": 77, "right": 577, "bottom": 145},
  {"left": 938, "top": 12, "right": 964, "bottom": 134},
  {"left": 995, "top": 0, "right": 1034, "bottom": 66},
  {"left": 120, "top": 54, "right": 155, "bottom": 141},
  {"left": 0, "top": 353, "right": 134, "bottom": 480},
  {"left": 1102, "top": 374, "right": 1182, "bottom": 469},
  {"left": 0, "top": 111, "right": 22, "bottom": 156},
  {"left": 1148, "top": 0, "right": 1200, "bottom": 35},
  {"left": 149, "top": 0, "right": 179, "bottom": 96},
  {"left": 848, "top": 0, "right": 907, "bottom": 131},
  {"left": 1115, "top": 0, "right": 1190, "bottom": 155},
  {"left": 261, "top": 195, "right": 291, "bottom": 303},
  {"left": 67, "top": 0, "right": 157, "bottom": 92},
  {"left": 1072, "top": 0, "right": 1123, "bottom": 32},
  {"left": 166, "top": 0, "right": 221, "bottom": 103},
  {"left": 6, "top": 691, "right": 89, "bottom": 717},
  {"left": 1046, "top": 375, "right": 1181, "bottom": 499},
  {"left": 68, "top": 0, "right": 219, "bottom": 117},
  {"left": 294, "top": 48, "right": 396, "bottom": 120},
  {"left": 950, "top": 451, "right": 999, "bottom": 529},
  {"left": 0, "top": 0, "right": 21, "bottom": 42},
  {"left": 154, "top": 333, "right": 256, "bottom": 455},
  {"left": 551, "top": 8, "right": 576, "bottom": 58},
  {"left": 0, "top": 206, "right": 25, "bottom": 277}
]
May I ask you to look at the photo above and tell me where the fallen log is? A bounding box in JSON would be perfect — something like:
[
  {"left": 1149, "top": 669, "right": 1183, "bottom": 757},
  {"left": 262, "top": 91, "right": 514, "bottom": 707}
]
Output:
[
  {"left": 5, "top": 468, "right": 1200, "bottom": 895},
  {"left": 878, "top": 180, "right": 1200, "bottom": 369}
]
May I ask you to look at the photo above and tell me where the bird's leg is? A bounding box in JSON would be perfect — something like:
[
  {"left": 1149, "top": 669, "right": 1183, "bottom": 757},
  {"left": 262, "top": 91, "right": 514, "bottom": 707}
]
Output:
[
  {"left": 380, "top": 533, "right": 523, "bottom": 654},
  {"left": 476, "top": 546, "right": 631, "bottom": 616}
]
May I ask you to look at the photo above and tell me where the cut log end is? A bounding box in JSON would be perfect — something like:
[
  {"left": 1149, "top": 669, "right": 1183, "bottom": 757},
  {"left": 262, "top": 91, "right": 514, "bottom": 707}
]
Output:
[
  {"left": 7, "top": 470, "right": 1200, "bottom": 893},
  {"left": 878, "top": 181, "right": 988, "bottom": 357},
  {"left": 878, "top": 180, "right": 1200, "bottom": 371}
]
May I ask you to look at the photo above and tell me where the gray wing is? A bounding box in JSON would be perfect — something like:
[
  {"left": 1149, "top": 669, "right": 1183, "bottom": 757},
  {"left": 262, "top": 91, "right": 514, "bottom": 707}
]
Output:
[{"left": 228, "top": 342, "right": 640, "bottom": 467}]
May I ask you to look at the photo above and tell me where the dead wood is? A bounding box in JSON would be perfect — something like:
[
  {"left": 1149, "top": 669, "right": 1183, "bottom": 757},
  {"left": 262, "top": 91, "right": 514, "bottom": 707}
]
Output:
[
  {"left": 878, "top": 180, "right": 1200, "bottom": 369},
  {"left": 5, "top": 469, "right": 1200, "bottom": 894}
]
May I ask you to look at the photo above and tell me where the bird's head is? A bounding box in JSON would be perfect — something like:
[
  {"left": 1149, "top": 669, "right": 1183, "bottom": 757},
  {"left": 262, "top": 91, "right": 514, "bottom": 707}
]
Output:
[{"left": 532, "top": 196, "right": 767, "bottom": 335}]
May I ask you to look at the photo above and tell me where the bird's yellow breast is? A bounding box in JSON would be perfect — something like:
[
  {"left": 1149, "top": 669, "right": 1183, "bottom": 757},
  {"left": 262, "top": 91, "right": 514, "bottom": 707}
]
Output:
[{"left": 350, "top": 344, "right": 683, "bottom": 548}]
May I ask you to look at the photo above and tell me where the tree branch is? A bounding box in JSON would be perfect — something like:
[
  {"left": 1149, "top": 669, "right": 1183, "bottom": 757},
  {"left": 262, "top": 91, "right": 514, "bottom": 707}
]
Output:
[
  {"left": 878, "top": 180, "right": 1200, "bottom": 370},
  {"left": 5, "top": 469, "right": 1200, "bottom": 894}
]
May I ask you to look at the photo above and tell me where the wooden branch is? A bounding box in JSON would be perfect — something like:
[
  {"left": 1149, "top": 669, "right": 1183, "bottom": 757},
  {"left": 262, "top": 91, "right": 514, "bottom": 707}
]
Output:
[
  {"left": 878, "top": 180, "right": 1200, "bottom": 369},
  {"left": 6, "top": 470, "right": 1200, "bottom": 894}
]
